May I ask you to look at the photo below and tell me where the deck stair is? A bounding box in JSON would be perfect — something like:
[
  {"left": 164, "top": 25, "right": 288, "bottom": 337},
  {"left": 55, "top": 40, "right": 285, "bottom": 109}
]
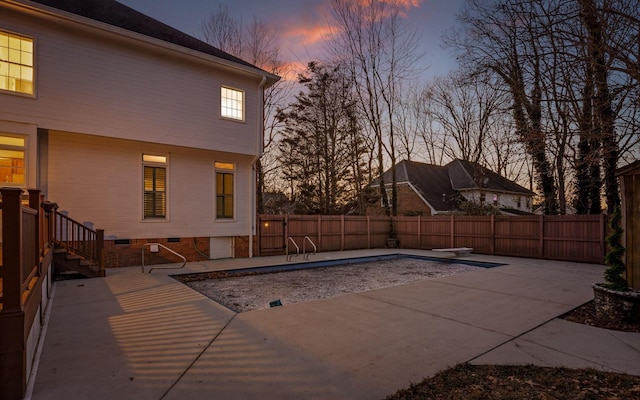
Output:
[{"left": 53, "top": 246, "right": 104, "bottom": 279}]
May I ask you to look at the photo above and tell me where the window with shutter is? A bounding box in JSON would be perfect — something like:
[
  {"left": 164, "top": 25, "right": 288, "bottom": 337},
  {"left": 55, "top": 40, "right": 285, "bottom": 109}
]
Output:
[{"left": 143, "top": 154, "right": 167, "bottom": 219}]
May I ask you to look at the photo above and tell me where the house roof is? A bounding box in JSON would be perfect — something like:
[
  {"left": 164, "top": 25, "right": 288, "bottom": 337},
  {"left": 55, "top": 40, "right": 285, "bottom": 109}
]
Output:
[
  {"left": 447, "top": 159, "right": 534, "bottom": 195},
  {"left": 615, "top": 160, "right": 640, "bottom": 176},
  {"left": 373, "top": 159, "right": 534, "bottom": 212},
  {"left": 374, "top": 160, "right": 464, "bottom": 212},
  {"left": 25, "top": 0, "right": 277, "bottom": 79}
]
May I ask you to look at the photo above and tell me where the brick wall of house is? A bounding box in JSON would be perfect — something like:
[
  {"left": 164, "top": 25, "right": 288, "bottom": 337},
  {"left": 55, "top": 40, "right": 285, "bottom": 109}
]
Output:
[
  {"left": 103, "top": 236, "right": 259, "bottom": 268},
  {"left": 366, "top": 184, "right": 433, "bottom": 216},
  {"left": 104, "top": 237, "right": 211, "bottom": 268}
]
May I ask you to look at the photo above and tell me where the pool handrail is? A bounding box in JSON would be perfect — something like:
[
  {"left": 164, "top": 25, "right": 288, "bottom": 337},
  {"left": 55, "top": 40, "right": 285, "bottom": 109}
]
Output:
[
  {"left": 141, "top": 242, "right": 187, "bottom": 273},
  {"left": 286, "top": 236, "right": 300, "bottom": 261},
  {"left": 303, "top": 236, "right": 317, "bottom": 260}
]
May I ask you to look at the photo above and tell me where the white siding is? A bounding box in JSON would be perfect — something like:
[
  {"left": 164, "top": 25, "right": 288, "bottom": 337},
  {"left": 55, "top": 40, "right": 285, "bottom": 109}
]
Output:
[
  {"left": 0, "top": 7, "right": 262, "bottom": 156},
  {"left": 46, "top": 131, "right": 254, "bottom": 239}
]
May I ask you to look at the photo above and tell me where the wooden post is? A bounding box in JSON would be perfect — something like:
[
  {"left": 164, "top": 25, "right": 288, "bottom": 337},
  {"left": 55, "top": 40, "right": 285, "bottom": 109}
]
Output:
[
  {"left": 341, "top": 215, "right": 345, "bottom": 251},
  {"left": 28, "top": 189, "right": 41, "bottom": 274},
  {"left": 539, "top": 215, "right": 544, "bottom": 258},
  {"left": 0, "top": 187, "right": 27, "bottom": 400},
  {"left": 490, "top": 214, "right": 495, "bottom": 255},
  {"left": 367, "top": 216, "right": 371, "bottom": 249},
  {"left": 417, "top": 215, "right": 421, "bottom": 249},
  {"left": 450, "top": 215, "right": 455, "bottom": 248},
  {"left": 96, "top": 229, "right": 105, "bottom": 277}
]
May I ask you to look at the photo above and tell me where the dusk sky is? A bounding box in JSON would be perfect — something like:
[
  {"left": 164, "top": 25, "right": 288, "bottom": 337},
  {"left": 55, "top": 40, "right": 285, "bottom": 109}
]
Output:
[{"left": 118, "top": 0, "right": 466, "bottom": 82}]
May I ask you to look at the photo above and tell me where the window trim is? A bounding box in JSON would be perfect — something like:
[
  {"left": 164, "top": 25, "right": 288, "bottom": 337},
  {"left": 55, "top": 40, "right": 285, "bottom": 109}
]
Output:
[
  {"left": 0, "top": 29, "right": 36, "bottom": 97},
  {"left": 214, "top": 161, "right": 235, "bottom": 220},
  {"left": 142, "top": 153, "right": 169, "bottom": 221},
  {"left": 0, "top": 133, "right": 26, "bottom": 187},
  {"left": 220, "top": 86, "right": 245, "bottom": 121}
]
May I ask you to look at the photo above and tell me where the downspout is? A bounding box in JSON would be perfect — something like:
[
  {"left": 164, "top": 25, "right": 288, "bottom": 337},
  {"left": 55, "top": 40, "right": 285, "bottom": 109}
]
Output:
[{"left": 250, "top": 75, "right": 268, "bottom": 258}]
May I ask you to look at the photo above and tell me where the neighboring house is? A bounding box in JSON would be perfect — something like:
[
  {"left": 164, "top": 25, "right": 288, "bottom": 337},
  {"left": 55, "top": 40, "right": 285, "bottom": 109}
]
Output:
[
  {"left": 0, "top": 0, "right": 279, "bottom": 266},
  {"left": 366, "top": 159, "right": 535, "bottom": 216}
]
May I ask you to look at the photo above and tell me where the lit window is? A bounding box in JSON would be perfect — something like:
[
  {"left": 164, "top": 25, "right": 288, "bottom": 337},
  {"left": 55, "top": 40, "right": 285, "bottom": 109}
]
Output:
[
  {"left": 221, "top": 87, "right": 244, "bottom": 120},
  {"left": 0, "top": 134, "right": 25, "bottom": 185},
  {"left": 143, "top": 154, "right": 167, "bottom": 219},
  {"left": 215, "top": 162, "right": 234, "bottom": 219},
  {"left": 0, "top": 31, "right": 34, "bottom": 95}
]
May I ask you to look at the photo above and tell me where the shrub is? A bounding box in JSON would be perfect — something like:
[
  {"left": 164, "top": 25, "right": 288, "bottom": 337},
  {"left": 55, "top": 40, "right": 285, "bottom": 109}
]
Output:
[{"left": 604, "top": 207, "right": 629, "bottom": 291}]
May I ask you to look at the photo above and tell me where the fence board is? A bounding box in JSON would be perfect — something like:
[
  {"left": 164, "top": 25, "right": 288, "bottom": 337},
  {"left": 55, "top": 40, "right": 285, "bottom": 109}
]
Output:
[{"left": 257, "top": 214, "right": 609, "bottom": 264}]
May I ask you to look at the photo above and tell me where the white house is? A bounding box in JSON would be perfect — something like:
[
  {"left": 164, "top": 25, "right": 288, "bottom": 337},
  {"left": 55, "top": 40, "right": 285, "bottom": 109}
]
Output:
[{"left": 0, "top": 0, "right": 279, "bottom": 266}]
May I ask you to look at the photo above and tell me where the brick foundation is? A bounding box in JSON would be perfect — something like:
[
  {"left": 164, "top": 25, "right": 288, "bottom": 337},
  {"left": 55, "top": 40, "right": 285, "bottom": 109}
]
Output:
[{"left": 99, "top": 235, "right": 260, "bottom": 268}]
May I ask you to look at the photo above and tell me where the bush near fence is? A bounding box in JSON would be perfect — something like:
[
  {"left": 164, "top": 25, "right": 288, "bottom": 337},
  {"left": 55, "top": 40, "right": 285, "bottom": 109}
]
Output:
[{"left": 258, "top": 214, "right": 609, "bottom": 264}]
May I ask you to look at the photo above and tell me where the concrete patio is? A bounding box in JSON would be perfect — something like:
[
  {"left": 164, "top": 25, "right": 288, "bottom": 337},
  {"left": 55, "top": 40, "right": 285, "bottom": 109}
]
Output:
[{"left": 27, "top": 250, "right": 640, "bottom": 399}]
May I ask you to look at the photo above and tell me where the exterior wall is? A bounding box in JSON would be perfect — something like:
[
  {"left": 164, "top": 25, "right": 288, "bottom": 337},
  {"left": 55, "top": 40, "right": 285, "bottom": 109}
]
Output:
[
  {"left": 104, "top": 236, "right": 252, "bottom": 268},
  {"left": 45, "top": 131, "right": 256, "bottom": 240},
  {"left": 0, "top": 4, "right": 270, "bottom": 263},
  {"left": 366, "top": 184, "right": 433, "bottom": 216},
  {"left": 0, "top": 5, "right": 263, "bottom": 156}
]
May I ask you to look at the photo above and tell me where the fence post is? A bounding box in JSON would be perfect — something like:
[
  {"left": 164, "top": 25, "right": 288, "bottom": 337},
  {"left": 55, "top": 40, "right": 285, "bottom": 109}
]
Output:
[
  {"left": 367, "top": 216, "right": 371, "bottom": 249},
  {"left": 417, "top": 215, "right": 421, "bottom": 249},
  {"left": 600, "top": 213, "right": 606, "bottom": 263},
  {"left": 450, "top": 215, "right": 455, "bottom": 248},
  {"left": 539, "top": 215, "right": 544, "bottom": 258},
  {"left": 490, "top": 214, "right": 495, "bottom": 255},
  {"left": 340, "top": 215, "right": 344, "bottom": 251}
]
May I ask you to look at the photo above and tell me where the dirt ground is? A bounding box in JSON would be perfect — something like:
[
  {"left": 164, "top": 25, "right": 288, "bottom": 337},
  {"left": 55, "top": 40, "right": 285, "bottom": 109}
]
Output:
[{"left": 179, "top": 258, "right": 477, "bottom": 312}]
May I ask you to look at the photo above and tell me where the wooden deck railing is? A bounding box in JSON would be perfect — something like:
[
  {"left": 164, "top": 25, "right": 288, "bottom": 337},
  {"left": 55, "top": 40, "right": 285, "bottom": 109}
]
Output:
[
  {"left": 0, "top": 188, "right": 104, "bottom": 400},
  {"left": 0, "top": 188, "right": 53, "bottom": 400},
  {"left": 51, "top": 206, "right": 105, "bottom": 274}
]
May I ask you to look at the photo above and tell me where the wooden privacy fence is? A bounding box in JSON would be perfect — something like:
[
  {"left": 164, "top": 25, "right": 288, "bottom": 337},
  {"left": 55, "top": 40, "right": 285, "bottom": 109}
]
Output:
[{"left": 258, "top": 214, "right": 610, "bottom": 264}]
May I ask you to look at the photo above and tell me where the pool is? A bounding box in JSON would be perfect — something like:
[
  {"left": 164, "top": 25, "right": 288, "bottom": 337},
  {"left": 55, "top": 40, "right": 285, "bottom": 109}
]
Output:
[{"left": 176, "top": 254, "right": 505, "bottom": 313}]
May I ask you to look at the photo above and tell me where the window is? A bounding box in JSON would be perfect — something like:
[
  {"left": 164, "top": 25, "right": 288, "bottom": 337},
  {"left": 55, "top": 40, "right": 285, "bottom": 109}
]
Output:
[
  {"left": 221, "top": 87, "right": 244, "bottom": 120},
  {"left": 215, "top": 162, "right": 234, "bottom": 219},
  {"left": 0, "top": 134, "right": 25, "bottom": 185},
  {"left": 0, "top": 31, "right": 34, "bottom": 95},
  {"left": 143, "top": 154, "right": 167, "bottom": 219}
]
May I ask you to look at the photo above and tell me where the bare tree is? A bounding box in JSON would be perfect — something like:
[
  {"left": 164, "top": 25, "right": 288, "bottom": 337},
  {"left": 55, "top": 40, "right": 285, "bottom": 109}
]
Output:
[
  {"left": 450, "top": 0, "right": 560, "bottom": 214},
  {"left": 200, "top": 8, "right": 294, "bottom": 213},
  {"left": 327, "top": 0, "right": 422, "bottom": 218}
]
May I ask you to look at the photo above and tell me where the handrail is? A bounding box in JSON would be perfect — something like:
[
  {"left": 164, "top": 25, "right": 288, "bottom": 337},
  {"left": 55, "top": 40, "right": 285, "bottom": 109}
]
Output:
[
  {"left": 286, "top": 237, "right": 299, "bottom": 261},
  {"left": 52, "top": 209, "right": 104, "bottom": 275},
  {"left": 142, "top": 243, "right": 187, "bottom": 273},
  {"left": 303, "top": 236, "right": 317, "bottom": 260}
]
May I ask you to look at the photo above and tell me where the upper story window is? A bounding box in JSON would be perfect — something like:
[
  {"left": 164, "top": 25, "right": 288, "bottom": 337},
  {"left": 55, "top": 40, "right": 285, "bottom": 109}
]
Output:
[
  {"left": 0, "top": 134, "right": 25, "bottom": 185},
  {"left": 0, "top": 31, "right": 34, "bottom": 95},
  {"left": 221, "top": 86, "right": 244, "bottom": 121},
  {"left": 143, "top": 154, "right": 167, "bottom": 219}
]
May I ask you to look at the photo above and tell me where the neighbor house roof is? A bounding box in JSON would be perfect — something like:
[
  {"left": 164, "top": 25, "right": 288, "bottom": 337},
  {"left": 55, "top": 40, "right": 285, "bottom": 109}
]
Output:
[
  {"left": 24, "top": 0, "right": 277, "bottom": 80},
  {"left": 447, "top": 159, "right": 534, "bottom": 195},
  {"left": 373, "top": 160, "right": 464, "bottom": 212},
  {"left": 372, "top": 159, "right": 534, "bottom": 212}
]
